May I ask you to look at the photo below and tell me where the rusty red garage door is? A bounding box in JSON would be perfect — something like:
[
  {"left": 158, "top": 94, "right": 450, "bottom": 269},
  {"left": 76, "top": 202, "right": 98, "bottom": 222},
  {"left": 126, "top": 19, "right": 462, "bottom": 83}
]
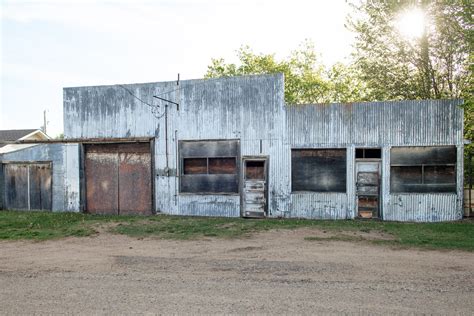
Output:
[{"left": 85, "top": 143, "right": 153, "bottom": 215}]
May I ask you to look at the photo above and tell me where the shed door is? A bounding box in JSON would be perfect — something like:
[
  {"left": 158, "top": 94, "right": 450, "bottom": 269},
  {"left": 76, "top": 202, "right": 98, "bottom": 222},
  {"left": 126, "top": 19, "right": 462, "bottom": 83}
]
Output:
[
  {"left": 3, "top": 163, "right": 52, "bottom": 211},
  {"left": 242, "top": 159, "right": 267, "bottom": 218},
  {"left": 356, "top": 161, "right": 380, "bottom": 218},
  {"left": 85, "top": 143, "right": 152, "bottom": 215}
]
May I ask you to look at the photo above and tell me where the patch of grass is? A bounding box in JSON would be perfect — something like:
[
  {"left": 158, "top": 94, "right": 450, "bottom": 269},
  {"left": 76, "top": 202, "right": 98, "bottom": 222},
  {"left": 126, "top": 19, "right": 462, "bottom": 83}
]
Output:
[
  {"left": 113, "top": 215, "right": 474, "bottom": 251},
  {"left": 0, "top": 210, "right": 140, "bottom": 241},
  {"left": 0, "top": 210, "right": 473, "bottom": 251}
]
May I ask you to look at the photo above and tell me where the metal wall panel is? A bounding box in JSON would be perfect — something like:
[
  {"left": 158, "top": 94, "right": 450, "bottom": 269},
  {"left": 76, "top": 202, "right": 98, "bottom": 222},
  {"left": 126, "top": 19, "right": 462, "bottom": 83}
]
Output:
[
  {"left": 287, "top": 100, "right": 464, "bottom": 147},
  {"left": 383, "top": 194, "right": 460, "bottom": 222},
  {"left": 65, "top": 144, "right": 81, "bottom": 211},
  {"left": 289, "top": 193, "right": 348, "bottom": 219},
  {"left": 174, "top": 194, "right": 240, "bottom": 217}
]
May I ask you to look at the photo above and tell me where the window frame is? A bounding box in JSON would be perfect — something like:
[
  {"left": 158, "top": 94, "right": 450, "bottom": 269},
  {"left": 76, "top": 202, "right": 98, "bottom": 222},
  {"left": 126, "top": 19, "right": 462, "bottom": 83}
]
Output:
[{"left": 179, "top": 139, "right": 240, "bottom": 195}]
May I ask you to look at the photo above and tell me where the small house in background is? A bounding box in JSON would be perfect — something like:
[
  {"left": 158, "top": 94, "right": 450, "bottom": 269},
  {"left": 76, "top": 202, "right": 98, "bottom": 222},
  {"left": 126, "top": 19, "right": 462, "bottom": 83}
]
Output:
[
  {"left": 0, "top": 129, "right": 50, "bottom": 151},
  {"left": 0, "top": 74, "right": 466, "bottom": 222}
]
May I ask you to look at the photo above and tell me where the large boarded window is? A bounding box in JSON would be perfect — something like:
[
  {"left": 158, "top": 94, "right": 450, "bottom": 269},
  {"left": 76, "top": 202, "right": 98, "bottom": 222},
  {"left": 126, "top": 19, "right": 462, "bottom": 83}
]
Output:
[
  {"left": 390, "top": 146, "right": 456, "bottom": 193},
  {"left": 180, "top": 140, "right": 239, "bottom": 193},
  {"left": 291, "top": 149, "right": 347, "bottom": 192}
]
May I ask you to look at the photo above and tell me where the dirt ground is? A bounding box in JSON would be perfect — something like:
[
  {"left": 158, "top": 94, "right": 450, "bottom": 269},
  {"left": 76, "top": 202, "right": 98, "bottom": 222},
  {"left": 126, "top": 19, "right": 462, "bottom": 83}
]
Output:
[{"left": 0, "top": 228, "right": 473, "bottom": 315}]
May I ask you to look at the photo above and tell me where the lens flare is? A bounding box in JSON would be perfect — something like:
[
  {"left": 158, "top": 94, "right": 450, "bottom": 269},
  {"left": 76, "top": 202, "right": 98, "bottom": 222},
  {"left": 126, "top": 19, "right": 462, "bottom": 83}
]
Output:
[{"left": 395, "top": 8, "right": 426, "bottom": 39}]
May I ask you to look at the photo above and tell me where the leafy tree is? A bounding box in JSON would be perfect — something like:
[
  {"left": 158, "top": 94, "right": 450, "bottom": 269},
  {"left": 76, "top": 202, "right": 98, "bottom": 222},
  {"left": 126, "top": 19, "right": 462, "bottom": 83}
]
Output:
[
  {"left": 348, "top": 0, "right": 472, "bottom": 100},
  {"left": 205, "top": 41, "right": 365, "bottom": 104}
]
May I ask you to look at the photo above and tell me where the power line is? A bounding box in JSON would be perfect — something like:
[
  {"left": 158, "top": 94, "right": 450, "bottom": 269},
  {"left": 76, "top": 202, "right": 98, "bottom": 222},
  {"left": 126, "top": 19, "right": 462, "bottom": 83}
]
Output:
[
  {"left": 118, "top": 75, "right": 262, "bottom": 118},
  {"left": 118, "top": 84, "right": 159, "bottom": 108},
  {"left": 118, "top": 84, "right": 167, "bottom": 119}
]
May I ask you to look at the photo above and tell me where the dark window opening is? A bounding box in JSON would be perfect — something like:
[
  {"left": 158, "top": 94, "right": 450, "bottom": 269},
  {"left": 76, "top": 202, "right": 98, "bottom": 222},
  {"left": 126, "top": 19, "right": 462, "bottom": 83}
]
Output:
[
  {"left": 245, "top": 161, "right": 265, "bottom": 180},
  {"left": 356, "top": 148, "right": 381, "bottom": 159},
  {"left": 291, "top": 149, "right": 347, "bottom": 192},
  {"left": 390, "top": 146, "right": 456, "bottom": 193}
]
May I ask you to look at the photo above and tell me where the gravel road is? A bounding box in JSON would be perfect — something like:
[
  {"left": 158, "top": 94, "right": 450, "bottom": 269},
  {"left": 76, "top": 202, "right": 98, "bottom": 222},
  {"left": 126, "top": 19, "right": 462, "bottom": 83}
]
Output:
[{"left": 1, "top": 228, "right": 473, "bottom": 314}]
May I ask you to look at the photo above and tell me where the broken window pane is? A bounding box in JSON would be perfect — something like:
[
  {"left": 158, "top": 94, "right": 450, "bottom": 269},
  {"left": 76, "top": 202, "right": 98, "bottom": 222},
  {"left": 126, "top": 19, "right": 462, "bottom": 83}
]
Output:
[
  {"left": 183, "top": 158, "right": 207, "bottom": 174},
  {"left": 291, "top": 149, "right": 346, "bottom": 192},
  {"left": 364, "top": 149, "right": 381, "bottom": 158},
  {"left": 209, "top": 158, "right": 236, "bottom": 174},
  {"left": 356, "top": 148, "right": 381, "bottom": 159}
]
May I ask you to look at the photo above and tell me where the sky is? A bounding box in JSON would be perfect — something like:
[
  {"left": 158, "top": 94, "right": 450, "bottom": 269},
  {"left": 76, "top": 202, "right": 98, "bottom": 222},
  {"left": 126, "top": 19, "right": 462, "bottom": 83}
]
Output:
[{"left": 1, "top": 0, "right": 356, "bottom": 137}]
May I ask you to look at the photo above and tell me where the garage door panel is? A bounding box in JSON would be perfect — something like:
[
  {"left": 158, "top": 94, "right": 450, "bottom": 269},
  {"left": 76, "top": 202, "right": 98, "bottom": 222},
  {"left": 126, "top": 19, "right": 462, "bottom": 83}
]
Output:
[
  {"left": 85, "top": 143, "right": 152, "bottom": 215},
  {"left": 3, "top": 164, "right": 29, "bottom": 210},
  {"left": 85, "top": 152, "right": 119, "bottom": 215},
  {"left": 29, "top": 164, "right": 52, "bottom": 210},
  {"left": 119, "top": 152, "right": 152, "bottom": 215}
]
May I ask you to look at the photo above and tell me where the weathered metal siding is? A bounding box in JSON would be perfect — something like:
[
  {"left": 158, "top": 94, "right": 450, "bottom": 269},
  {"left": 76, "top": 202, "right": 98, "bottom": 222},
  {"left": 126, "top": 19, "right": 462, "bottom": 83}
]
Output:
[
  {"left": 289, "top": 193, "right": 348, "bottom": 219},
  {"left": 170, "top": 195, "right": 240, "bottom": 217},
  {"left": 287, "top": 100, "right": 464, "bottom": 147},
  {"left": 383, "top": 194, "right": 460, "bottom": 222},
  {"left": 0, "top": 144, "right": 80, "bottom": 212},
  {"left": 288, "top": 100, "right": 464, "bottom": 222},
  {"left": 64, "top": 74, "right": 287, "bottom": 217}
]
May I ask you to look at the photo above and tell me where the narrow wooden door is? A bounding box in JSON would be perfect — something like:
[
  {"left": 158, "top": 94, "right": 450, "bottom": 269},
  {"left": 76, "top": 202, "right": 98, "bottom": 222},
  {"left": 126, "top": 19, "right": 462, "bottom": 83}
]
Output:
[{"left": 242, "top": 159, "right": 267, "bottom": 218}]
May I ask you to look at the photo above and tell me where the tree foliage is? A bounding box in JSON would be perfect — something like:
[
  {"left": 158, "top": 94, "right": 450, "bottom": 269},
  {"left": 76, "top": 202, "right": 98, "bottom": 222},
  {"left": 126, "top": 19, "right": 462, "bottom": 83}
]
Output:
[
  {"left": 205, "top": 41, "right": 367, "bottom": 104},
  {"left": 348, "top": 0, "right": 472, "bottom": 100}
]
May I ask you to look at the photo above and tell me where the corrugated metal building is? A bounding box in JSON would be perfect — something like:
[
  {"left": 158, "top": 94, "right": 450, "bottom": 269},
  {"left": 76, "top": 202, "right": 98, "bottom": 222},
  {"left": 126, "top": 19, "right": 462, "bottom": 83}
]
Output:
[{"left": 0, "top": 74, "right": 465, "bottom": 221}]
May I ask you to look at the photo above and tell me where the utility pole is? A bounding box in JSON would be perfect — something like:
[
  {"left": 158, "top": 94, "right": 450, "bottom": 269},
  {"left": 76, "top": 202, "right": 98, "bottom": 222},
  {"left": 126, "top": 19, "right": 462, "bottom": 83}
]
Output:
[{"left": 43, "top": 110, "right": 47, "bottom": 135}]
